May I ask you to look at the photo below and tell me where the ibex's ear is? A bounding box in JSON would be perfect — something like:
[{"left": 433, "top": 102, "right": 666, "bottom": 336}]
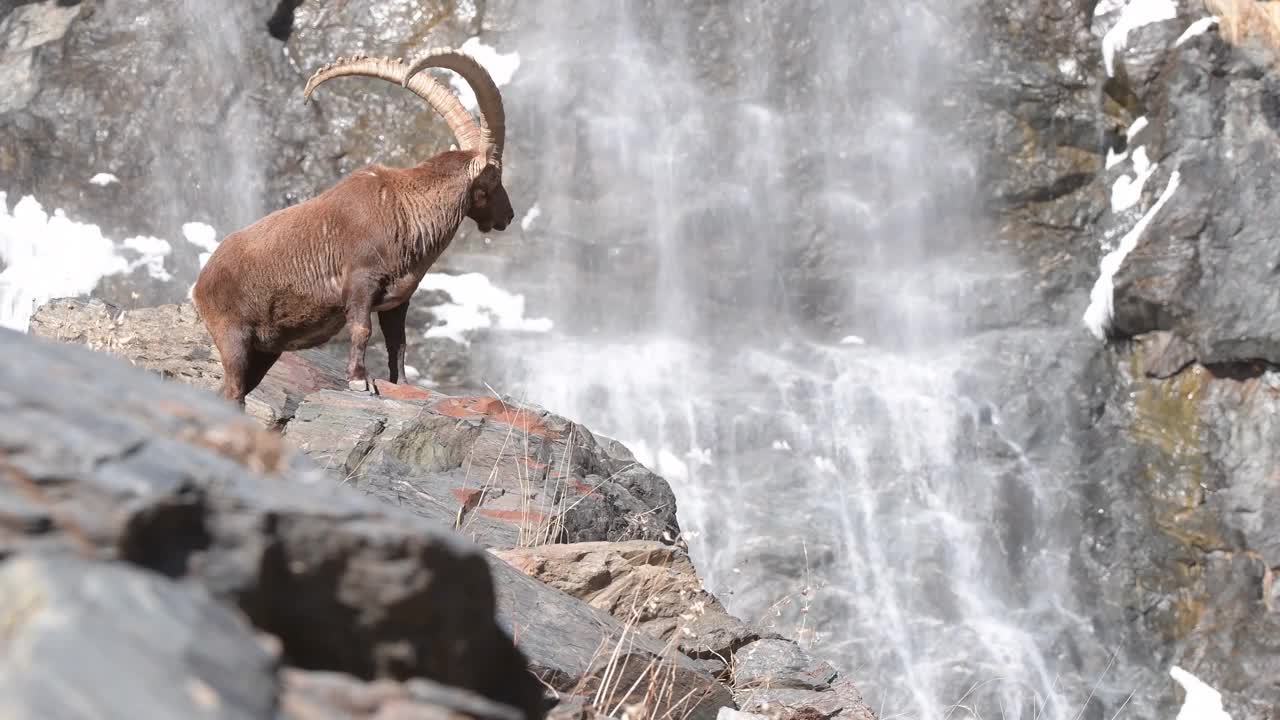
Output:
[{"left": 472, "top": 187, "right": 489, "bottom": 208}]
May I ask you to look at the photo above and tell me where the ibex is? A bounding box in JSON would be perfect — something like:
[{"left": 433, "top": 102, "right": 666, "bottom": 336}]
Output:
[{"left": 192, "top": 49, "right": 513, "bottom": 407}]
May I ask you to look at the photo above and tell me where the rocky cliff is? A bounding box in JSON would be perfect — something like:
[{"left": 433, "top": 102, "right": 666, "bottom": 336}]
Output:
[{"left": 12, "top": 297, "right": 877, "bottom": 720}]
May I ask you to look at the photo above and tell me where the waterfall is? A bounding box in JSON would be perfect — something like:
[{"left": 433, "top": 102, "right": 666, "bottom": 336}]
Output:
[{"left": 483, "top": 2, "right": 1097, "bottom": 717}]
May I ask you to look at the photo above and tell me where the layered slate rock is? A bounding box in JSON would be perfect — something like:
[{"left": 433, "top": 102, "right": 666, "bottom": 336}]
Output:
[
  {"left": 0, "top": 326, "right": 543, "bottom": 720},
  {"left": 28, "top": 299, "right": 681, "bottom": 547}
]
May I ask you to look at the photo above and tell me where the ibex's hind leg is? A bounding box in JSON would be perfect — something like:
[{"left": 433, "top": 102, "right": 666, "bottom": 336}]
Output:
[
  {"left": 344, "top": 280, "right": 378, "bottom": 395},
  {"left": 378, "top": 301, "right": 409, "bottom": 385},
  {"left": 209, "top": 324, "right": 254, "bottom": 408}
]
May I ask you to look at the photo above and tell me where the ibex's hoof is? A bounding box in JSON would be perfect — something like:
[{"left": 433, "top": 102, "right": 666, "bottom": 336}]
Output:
[{"left": 347, "top": 378, "right": 378, "bottom": 395}]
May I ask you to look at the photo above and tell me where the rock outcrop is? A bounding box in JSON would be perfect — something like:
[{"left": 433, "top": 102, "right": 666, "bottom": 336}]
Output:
[
  {"left": 28, "top": 298, "right": 681, "bottom": 547},
  {"left": 0, "top": 324, "right": 544, "bottom": 719}
]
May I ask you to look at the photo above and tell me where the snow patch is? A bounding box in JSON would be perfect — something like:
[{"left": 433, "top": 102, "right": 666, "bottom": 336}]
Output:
[
  {"left": 771, "top": 440, "right": 792, "bottom": 451},
  {"left": 1083, "top": 169, "right": 1181, "bottom": 340},
  {"left": 839, "top": 335, "right": 866, "bottom": 346},
  {"left": 1101, "top": 0, "right": 1178, "bottom": 77},
  {"left": 1176, "top": 16, "right": 1220, "bottom": 47},
  {"left": 182, "top": 222, "right": 220, "bottom": 270},
  {"left": 0, "top": 193, "right": 179, "bottom": 332},
  {"left": 89, "top": 173, "right": 120, "bottom": 187},
  {"left": 1111, "top": 146, "right": 1157, "bottom": 211},
  {"left": 446, "top": 38, "right": 520, "bottom": 112},
  {"left": 1171, "top": 666, "right": 1231, "bottom": 720},
  {"left": 520, "top": 202, "right": 541, "bottom": 232},
  {"left": 1127, "top": 116, "right": 1150, "bottom": 141},
  {"left": 1094, "top": 0, "right": 1128, "bottom": 16},
  {"left": 418, "top": 271, "right": 552, "bottom": 343},
  {"left": 122, "top": 236, "right": 173, "bottom": 282}
]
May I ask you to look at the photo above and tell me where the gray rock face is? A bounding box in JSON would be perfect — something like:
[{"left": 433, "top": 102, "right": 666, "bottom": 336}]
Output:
[
  {"left": 0, "top": 325, "right": 543, "bottom": 720},
  {"left": 0, "top": 552, "right": 278, "bottom": 720},
  {"left": 1108, "top": 25, "right": 1280, "bottom": 365},
  {"left": 1074, "top": 342, "right": 1280, "bottom": 718}
]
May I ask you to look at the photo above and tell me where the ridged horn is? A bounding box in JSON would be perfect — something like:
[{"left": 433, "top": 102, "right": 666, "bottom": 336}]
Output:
[
  {"left": 302, "top": 54, "right": 481, "bottom": 153},
  {"left": 403, "top": 48, "right": 506, "bottom": 167}
]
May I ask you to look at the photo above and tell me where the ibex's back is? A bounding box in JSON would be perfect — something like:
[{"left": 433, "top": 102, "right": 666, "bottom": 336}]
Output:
[
  {"left": 192, "top": 51, "right": 513, "bottom": 405},
  {"left": 194, "top": 153, "right": 475, "bottom": 353}
]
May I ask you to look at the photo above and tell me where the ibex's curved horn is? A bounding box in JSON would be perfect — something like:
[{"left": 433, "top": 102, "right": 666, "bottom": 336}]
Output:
[
  {"left": 303, "top": 55, "right": 481, "bottom": 153},
  {"left": 403, "top": 49, "right": 506, "bottom": 167}
]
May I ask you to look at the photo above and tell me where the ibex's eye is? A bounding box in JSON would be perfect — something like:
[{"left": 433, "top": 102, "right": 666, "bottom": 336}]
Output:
[{"left": 473, "top": 188, "right": 488, "bottom": 207}]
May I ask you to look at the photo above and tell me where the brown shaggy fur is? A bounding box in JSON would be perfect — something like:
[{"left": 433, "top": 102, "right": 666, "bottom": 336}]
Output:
[{"left": 192, "top": 152, "right": 513, "bottom": 406}]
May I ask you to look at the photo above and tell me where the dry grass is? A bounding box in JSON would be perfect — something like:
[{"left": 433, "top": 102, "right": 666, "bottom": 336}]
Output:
[
  {"left": 1205, "top": 0, "right": 1280, "bottom": 48},
  {"left": 567, "top": 588, "right": 717, "bottom": 720}
]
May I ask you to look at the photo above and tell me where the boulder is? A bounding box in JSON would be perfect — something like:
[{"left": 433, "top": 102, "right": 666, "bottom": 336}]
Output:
[
  {"left": 0, "top": 552, "right": 278, "bottom": 720},
  {"left": 27, "top": 298, "right": 682, "bottom": 547},
  {"left": 0, "top": 325, "right": 543, "bottom": 720}
]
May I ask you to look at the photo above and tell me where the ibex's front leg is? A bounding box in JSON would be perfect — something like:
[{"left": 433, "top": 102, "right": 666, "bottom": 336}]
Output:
[
  {"left": 344, "top": 278, "right": 379, "bottom": 395},
  {"left": 378, "top": 301, "right": 410, "bottom": 384}
]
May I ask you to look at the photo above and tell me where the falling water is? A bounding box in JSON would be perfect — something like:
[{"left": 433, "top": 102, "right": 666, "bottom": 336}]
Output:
[{"left": 483, "top": 2, "right": 1098, "bottom": 718}]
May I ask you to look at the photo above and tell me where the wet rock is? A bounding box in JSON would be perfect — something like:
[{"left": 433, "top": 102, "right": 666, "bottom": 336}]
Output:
[
  {"left": 731, "top": 640, "right": 837, "bottom": 692},
  {"left": 0, "top": 326, "right": 544, "bottom": 720},
  {"left": 0, "top": 552, "right": 278, "bottom": 720},
  {"left": 727, "top": 640, "right": 874, "bottom": 720}
]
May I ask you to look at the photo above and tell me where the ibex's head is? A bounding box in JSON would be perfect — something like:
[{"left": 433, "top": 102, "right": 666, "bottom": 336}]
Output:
[
  {"left": 467, "top": 164, "right": 514, "bottom": 233},
  {"left": 303, "top": 48, "right": 513, "bottom": 233}
]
